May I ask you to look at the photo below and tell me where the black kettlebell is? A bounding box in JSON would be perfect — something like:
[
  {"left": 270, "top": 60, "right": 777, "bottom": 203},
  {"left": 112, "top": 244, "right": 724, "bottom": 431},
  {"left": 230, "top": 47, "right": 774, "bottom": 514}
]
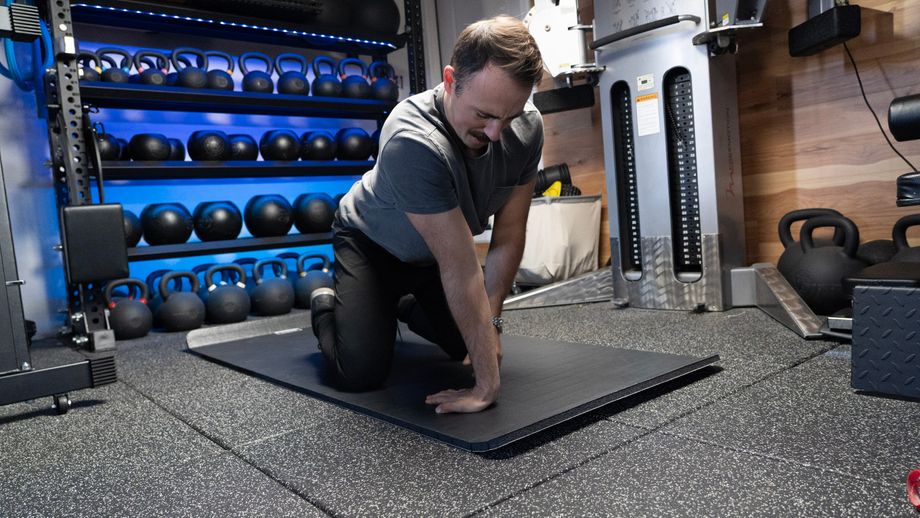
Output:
[
  {"left": 856, "top": 239, "right": 896, "bottom": 266},
  {"left": 129, "top": 133, "right": 171, "bottom": 161},
  {"left": 228, "top": 134, "right": 259, "bottom": 160},
  {"left": 170, "top": 47, "right": 208, "bottom": 89},
  {"left": 165, "top": 55, "right": 192, "bottom": 86},
  {"left": 293, "top": 254, "right": 333, "bottom": 308},
  {"left": 156, "top": 271, "right": 206, "bottom": 332},
  {"left": 793, "top": 215, "right": 867, "bottom": 316},
  {"left": 193, "top": 201, "right": 243, "bottom": 241},
  {"left": 188, "top": 130, "right": 231, "bottom": 161},
  {"left": 78, "top": 51, "right": 101, "bottom": 82},
  {"left": 275, "top": 53, "right": 310, "bottom": 96},
  {"left": 251, "top": 258, "right": 295, "bottom": 316},
  {"left": 123, "top": 209, "right": 143, "bottom": 247},
  {"left": 776, "top": 208, "right": 844, "bottom": 284},
  {"left": 167, "top": 138, "right": 186, "bottom": 161},
  {"left": 96, "top": 48, "right": 132, "bottom": 83},
  {"left": 131, "top": 50, "right": 169, "bottom": 86},
  {"left": 204, "top": 50, "right": 235, "bottom": 91},
  {"left": 892, "top": 213, "right": 920, "bottom": 262},
  {"left": 311, "top": 56, "right": 342, "bottom": 97},
  {"left": 192, "top": 262, "right": 216, "bottom": 301},
  {"left": 353, "top": 0, "right": 400, "bottom": 35},
  {"left": 369, "top": 61, "right": 399, "bottom": 102},
  {"left": 276, "top": 251, "right": 301, "bottom": 291},
  {"left": 96, "top": 132, "right": 121, "bottom": 161},
  {"left": 259, "top": 130, "right": 301, "bottom": 161},
  {"left": 244, "top": 195, "right": 293, "bottom": 237},
  {"left": 300, "top": 131, "right": 337, "bottom": 161},
  {"left": 292, "top": 193, "right": 336, "bottom": 233},
  {"left": 233, "top": 258, "right": 257, "bottom": 296},
  {"left": 145, "top": 269, "right": 179, "bottom": 316},
  {"left": 335, "top": 127, "right": 372, "bottom": 160},
  {"left": 338, "top": 58, "right": 371, "bottom": 99},
  {"left": 141, "top": 203, "right": 194, "bottom": 245},
  {"left": 240, "top": 51, "right": 274, "bottom": 93},
  {"left": 105, "top": 279, "right": 153, "bottom": 340},
  {"left": 203, "top": 264, "right": 250, "bottom": 324}
]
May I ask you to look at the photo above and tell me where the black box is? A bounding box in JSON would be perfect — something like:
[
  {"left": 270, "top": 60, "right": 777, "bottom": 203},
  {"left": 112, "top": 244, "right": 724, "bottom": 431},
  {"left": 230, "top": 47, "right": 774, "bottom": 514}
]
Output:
[
  {"left": 61, "top": 204, "right": 129, "bottom": 284},
  {"left": 788, "top": 5, "right": 861, "bottom": 57}
]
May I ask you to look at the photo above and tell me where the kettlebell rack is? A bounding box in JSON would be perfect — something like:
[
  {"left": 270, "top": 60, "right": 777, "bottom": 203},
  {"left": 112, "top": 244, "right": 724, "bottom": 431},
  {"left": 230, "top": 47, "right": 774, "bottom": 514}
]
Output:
[{"left": 43, "top": 0, "right": 426, "bottom": 348}]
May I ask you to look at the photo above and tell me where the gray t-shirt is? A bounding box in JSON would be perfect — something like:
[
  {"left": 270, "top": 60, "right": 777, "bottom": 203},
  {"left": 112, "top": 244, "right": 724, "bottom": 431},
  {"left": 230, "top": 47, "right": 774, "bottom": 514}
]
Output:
[{"left": 335, "top": 83, "right": 544, "bottom": 264}]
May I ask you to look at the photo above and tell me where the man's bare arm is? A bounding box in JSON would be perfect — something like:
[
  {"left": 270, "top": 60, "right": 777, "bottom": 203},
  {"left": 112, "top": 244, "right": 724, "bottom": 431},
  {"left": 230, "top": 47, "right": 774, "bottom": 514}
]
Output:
[
  {"left": 485, "top": 179, "right": 536, "bottom": 316},
  {"left": 407, "top": 208, "right": 501, "bottom": 414}
]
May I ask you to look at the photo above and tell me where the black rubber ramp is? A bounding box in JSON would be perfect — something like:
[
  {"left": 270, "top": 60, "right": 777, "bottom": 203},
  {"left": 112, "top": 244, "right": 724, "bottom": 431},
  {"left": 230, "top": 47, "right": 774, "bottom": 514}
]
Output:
[{"left": 187, "top": 324, "right": 718, "bottom": 452}]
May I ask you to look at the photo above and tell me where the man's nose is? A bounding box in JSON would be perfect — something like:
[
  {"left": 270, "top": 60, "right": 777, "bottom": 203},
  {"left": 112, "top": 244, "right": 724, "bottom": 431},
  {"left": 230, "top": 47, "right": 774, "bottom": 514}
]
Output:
[{"left": 483, "top": 119, "right": 503, "bottom": 141}]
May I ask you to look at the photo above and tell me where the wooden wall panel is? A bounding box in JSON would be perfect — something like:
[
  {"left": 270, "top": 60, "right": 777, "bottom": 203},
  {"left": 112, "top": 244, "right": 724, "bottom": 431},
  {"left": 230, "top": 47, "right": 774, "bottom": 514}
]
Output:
[{"left": 539, "top": 0, "right": 920, "bottom": 267}]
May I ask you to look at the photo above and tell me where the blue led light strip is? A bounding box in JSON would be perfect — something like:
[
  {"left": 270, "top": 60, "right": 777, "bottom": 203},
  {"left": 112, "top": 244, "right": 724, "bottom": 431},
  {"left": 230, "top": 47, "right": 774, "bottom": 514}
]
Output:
[{"left": 72, "top": 3, "right": 397, "bottom": 49}]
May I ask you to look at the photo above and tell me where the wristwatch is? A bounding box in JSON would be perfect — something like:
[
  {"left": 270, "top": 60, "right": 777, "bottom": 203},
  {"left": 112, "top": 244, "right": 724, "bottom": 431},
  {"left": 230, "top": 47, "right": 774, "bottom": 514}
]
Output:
[{"left": 491, "top": 315, "right": 503, "bottom": 334}]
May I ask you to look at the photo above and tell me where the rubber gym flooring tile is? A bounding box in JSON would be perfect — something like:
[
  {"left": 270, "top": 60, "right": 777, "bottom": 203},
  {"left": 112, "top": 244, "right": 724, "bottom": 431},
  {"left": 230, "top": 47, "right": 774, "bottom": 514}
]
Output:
[
  {"left": 504, "top": 304, "right": 835, "bottom": 366},
  {"left": 234, "top": 414, "right": 646, "bottom": 517},
  {"left": 662, "top": 348, "right": 920, "bottom": 486},
  {"left": 481, "top": 428, "right": 909, "bottom": 517}
]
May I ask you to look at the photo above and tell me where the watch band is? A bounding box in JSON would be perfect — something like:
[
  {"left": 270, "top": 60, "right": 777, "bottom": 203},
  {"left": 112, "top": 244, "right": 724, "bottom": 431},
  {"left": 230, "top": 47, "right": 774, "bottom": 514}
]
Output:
[{"left": 491, "top": 315, "right": 503, "bottom": 334}]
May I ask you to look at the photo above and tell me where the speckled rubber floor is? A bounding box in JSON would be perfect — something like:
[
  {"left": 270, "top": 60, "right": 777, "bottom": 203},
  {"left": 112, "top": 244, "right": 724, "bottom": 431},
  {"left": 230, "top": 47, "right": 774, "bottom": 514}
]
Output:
[{"left": 2, "top": 305, "right": 916, "bottom": 516}]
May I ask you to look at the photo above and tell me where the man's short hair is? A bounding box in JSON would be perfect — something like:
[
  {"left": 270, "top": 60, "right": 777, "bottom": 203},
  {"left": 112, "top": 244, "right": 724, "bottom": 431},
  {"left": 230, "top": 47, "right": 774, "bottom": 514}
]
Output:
[{"left": 449, "top": 15, "right": 544, "bottom": 94}]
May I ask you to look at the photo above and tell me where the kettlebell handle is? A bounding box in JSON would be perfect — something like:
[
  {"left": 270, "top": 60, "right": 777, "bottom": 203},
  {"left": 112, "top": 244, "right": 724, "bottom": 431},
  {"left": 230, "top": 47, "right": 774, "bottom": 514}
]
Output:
[
  {"left": 239, "top": 51, "right": 274, "bottom": 75},
  {"left": 778, "top": 208, "right": 844, "bottom": 249},
  {"left": 96, "top": 47, "right": 133, "bottom": 71},
  {"left": 78, "top": 51, "right": 100, "bottom": 70},
  {"left": 892, "top": 213, "right": 920, "bottom": 251},
  {"left": 145, "top": 268, "right": 178, "bottom": 295},
  {"left": 297, "top": 253, "right": 331, "bottom": 277},
  {"left": 338, "top": 57, "right": 367, "bottom": 78},
  {"left": 159, "top": 271, "right": 200, "bottom": 300},
  {"left": 105, "top": 278, "right": 149, "bottom": 307},
  {"left": 206, "top": 264, "right": 247, "bottom": 289},
  {"left": 171, "top": 47, "right": 208, "bottom": 72},
  {"left": 800, "top": 215, "right": 860, "bottom": 257},
  {"left": 369, "top": 61, "right": 395, "bottom": 80},
  {"left": 312, "top": 55, "right": 337, "bottom": 77},
  {"left": 133, "top": 50, "right": 169, "bottom": 73},
  {"left": 275, "top": 53, "right": 308, "bottom": 74},
  {"left": 253, "top": 258, "right": 288, "bottom": 284},
  {"left": 205, "top": 50, "right": 235, "bottom": 73}
]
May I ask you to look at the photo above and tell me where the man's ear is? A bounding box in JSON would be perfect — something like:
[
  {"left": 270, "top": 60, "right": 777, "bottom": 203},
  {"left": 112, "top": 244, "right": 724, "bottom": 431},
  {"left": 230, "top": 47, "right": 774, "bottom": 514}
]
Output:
[{"left": 443, "top": 65, "right": 455, "bottom": 94}]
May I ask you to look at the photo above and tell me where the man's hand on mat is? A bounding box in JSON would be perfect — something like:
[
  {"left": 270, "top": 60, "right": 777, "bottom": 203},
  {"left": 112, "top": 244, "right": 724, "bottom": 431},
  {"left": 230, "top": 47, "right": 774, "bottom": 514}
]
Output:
[{"left": 425, "top": 385, "right": 498, "bottom": 414}]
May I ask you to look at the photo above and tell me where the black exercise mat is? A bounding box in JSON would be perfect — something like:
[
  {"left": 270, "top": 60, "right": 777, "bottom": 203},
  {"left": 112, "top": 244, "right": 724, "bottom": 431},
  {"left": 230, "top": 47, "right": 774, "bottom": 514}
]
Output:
[{"left": 187, "top": 322, "right": 718, "bottom": 451}]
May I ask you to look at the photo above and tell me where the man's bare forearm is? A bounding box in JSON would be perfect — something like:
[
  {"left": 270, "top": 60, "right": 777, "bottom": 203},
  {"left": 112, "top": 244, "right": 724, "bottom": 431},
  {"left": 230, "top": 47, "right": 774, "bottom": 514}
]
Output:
[{"left": 484, "top": 226, "right": 526, "bottom": 316}]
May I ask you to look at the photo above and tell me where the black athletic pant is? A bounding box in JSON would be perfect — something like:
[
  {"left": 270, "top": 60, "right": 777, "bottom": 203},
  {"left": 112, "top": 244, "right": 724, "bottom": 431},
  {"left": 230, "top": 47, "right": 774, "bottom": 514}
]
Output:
[{"left": 312, "top": 227, "right": 468, "bottom": 391}]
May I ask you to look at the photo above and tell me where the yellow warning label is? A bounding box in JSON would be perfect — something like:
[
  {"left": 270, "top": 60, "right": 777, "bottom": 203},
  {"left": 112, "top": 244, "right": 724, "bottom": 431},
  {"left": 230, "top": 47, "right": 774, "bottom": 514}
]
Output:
[
  {"left": 636, "top": 93, "right": 658, "bottom": 103},
  {"left": 721, "top": 12, "right": 730, "bottom": 26}
]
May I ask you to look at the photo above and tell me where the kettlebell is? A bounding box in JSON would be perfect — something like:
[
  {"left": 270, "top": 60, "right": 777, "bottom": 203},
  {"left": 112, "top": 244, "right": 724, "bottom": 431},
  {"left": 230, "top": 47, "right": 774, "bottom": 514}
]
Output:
[
  {"left": 156, "top": 271, "right": 206, "bottom": 332},
  {"left": 335, "top": 127, "right": 373, "bottom": 160},
  {"left": 78, "top": 51, "right": 101, "bottom": 82},
  {"left": 170, "top": 48, "right": 208, "bottom": 89},
  {"left": 204, "top": 50, "right": 235, "bottom": 91},
  {"left": 167, "top": 138, "right": 186, "bottom": 161},
  {"left": 131, "top": 50, "right": 169, "bottom": 86},
  {"left": 856, "top": 239, "right": 896, "bottom": 266},
  {"left": 353, "top": 0, "right": 400, "bottom": 35},
  {"left": 192, "top": 262, "right": 216, "bottom": 301},
  {"left": 233, "top": 257, "right": 257, "bottom": 296},
  {"left": 228, "top": 134, "right": 259, "bottom": 160},
  {"left": 276, "top": 252, "right": 301, "bottom": 292},
  {"left": 244, "top": 195, "right": 293, "bottom": 237},
  {"left": 891, "top": 213, "right": 920, "bottom": 262},
  {"left": 141, "top": 203, "right": 194, "bottom": 245},
  {"left": 793, "top": 215, "right": 867, "bottom": 316},
  {"left": 240, "top": 52, "right": 275, "bottom": 93},
  {"left": 166, "top": 55, "right": 191, "bottom": 86},
  {"left": 145, "top": 269, "right": 178, "bottom": 316},
  {"left": 300, "top": 131, "right": 337, "bottom": 161},
  {"left": 338, "top": 58, "right": 371, "bottom": 99},
  {"left": 129, "top": 133, "right": 171, "bottom": 161},
  {"left": 259, "top": 130, "right": 301, "bottom": 161},
  {"left": 188, "top": 130, "right": 231, "bottom": 161},
  {"left": 311, "top": 56, "right": 342, "bottom": 97},
  {"left": 203, "top": 265, "right": 250, "bottom": 324},
  {"left": 96, "top": 131, "right": 121, "bottom": 161},
  {"left": 251, "top": 258, "right": 295, "bottom": 316},
  {"left": 292, "top": 193, "right": 336, "bottom": 233},
  {"left": 193, "top": 201, "right": 243, "bottom": 241},
  {"left": 275, "top": 53, "right": 310, "bottom": 96},
  {"left": 105, "top": 279, "right": 153, "bottom": 340},
  {"left": 293, "top": 254, "right": 333, "bottom": 308},
  {"left": 776, "top": 208, "right": 844, "bottom": 284},
  {"left": 123, "top": 209, "right": 143, "bottom": 247},
  {"left": 369, "top": 61, "right": 399, "bottom": 101},
  {"left": 96, "top": 48, "right": 132, "bottom": 83}
]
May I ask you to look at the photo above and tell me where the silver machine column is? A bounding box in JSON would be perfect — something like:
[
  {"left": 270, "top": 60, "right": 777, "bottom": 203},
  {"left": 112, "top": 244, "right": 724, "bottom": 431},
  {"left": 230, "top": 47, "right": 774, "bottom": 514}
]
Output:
[{"left": 593, "top": 0, "right": 765, "bottom": 311}]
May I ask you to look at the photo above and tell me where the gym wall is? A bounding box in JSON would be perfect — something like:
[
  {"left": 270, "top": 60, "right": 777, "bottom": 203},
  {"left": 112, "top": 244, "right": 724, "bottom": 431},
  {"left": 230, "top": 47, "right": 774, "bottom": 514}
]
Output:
[{"left": 539, "top": 0, "right": 920, "bottom": 267}]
